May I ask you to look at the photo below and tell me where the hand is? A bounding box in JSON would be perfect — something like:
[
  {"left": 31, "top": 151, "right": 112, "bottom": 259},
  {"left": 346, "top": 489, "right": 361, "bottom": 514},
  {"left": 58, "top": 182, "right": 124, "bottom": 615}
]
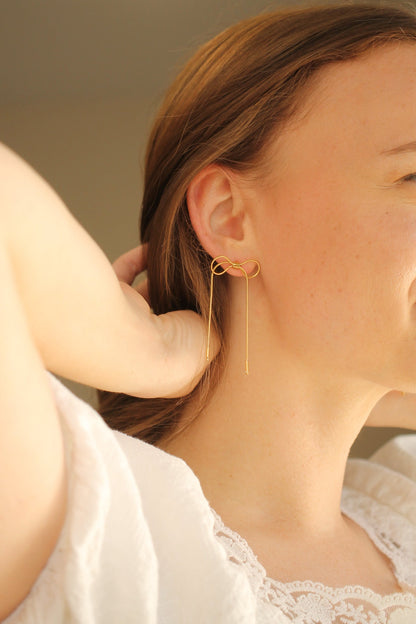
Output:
[
  {"left": 112, "top": 244, "right": 150, "bottom": 302},
  {"left": 365, "top": 390, "right": 416, "bottom": 430},
  {"left": 112, "top": 245, "right": 219, "bottom": 398}
]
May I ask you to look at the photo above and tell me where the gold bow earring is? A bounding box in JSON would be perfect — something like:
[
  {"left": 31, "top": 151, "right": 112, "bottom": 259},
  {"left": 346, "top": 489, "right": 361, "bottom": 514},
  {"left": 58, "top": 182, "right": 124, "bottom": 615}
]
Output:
[{"left": 206, "top": 255, "right": 261, "bottom": 375}]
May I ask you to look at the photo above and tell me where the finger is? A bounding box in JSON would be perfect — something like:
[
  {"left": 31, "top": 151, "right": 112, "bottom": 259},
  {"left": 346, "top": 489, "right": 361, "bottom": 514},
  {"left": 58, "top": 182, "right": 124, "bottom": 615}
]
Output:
[
  {"left": 112, "top": 244, "right": 148, "bottom": 285},
  {"left": 158, "top": 310, "right": 220, "bottom": 398}
]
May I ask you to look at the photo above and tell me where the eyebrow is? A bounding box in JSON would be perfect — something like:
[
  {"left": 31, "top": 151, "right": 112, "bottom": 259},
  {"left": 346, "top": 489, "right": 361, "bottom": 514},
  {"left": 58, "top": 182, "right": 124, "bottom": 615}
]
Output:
[{"left": 381, "top": 140, "right": 416, "bottom": 156}]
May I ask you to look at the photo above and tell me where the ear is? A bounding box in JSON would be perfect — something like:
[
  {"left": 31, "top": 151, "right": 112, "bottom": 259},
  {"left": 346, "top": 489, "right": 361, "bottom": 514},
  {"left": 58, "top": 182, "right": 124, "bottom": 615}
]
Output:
[{"left": 186, "top": 165, "right": 254, "bottom": 276}]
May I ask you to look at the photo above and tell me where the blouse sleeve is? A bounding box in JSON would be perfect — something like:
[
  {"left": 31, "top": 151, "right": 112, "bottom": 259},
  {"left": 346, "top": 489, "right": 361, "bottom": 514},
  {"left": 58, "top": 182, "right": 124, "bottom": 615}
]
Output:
[
  {"left": 343, "top": 433, "right": 416, "bottom": 589},
  {"left": 3, "top": 372, "right": 159, "bottom": 624},
  {"left": 370, "top": 433, "right": 416, "bottom": 483}
]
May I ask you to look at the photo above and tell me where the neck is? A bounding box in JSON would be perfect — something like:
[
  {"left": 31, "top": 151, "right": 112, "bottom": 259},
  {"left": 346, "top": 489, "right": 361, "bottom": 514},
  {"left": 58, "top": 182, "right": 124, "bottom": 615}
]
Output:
[{"left": 158, "top": 286, "right": 387, "bottom": 539}]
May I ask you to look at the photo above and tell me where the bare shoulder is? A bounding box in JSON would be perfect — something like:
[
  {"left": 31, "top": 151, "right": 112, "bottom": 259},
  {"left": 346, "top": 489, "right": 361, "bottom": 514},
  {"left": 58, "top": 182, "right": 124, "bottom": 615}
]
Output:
[{"left": 0, "top": 244, "right": 67, "bottom": 621}]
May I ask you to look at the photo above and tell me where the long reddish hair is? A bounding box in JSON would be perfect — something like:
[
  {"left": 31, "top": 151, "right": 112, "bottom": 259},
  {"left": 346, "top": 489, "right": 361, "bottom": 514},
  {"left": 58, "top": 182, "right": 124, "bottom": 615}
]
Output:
[{"left": 98, "top": 1, "right": 416, "bottom": 445}]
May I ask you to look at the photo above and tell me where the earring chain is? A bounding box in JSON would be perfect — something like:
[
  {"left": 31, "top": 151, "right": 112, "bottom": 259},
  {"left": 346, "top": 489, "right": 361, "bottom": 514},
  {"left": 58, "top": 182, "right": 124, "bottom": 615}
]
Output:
[{"left": 206, "top": 255, "right": 261, "bottom": 375}]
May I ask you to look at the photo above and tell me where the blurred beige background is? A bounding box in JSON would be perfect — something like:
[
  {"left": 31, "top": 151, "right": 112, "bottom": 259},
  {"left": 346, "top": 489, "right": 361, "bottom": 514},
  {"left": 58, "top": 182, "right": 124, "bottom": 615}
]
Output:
[{"left": 0, "top": 0, "right": 413, "bottom": 457}]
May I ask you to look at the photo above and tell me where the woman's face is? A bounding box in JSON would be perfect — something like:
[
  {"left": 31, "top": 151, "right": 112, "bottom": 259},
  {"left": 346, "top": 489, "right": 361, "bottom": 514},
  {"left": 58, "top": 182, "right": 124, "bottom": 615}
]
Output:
[{"left": 250, "top": 43, "right": 416, "bottom": 392}]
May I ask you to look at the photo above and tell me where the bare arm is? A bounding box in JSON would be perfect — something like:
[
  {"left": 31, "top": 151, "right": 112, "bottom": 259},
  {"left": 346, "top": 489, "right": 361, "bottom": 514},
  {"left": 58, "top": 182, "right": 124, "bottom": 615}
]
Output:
[
  {"left": 0, "top": 142, "right": 215, "bottom": 398},
  {"left": 0, "top": 142, "right": 215, "bottom": 620}
]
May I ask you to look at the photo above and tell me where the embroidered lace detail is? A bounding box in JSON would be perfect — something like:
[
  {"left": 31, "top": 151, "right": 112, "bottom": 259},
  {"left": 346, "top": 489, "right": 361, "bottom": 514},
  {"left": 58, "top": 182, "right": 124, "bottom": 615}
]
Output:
[
  {"left": 210, "top": 496, "right": 416, "bottom": 624},
  {"left": 340, "top": 487, "right": 416, "bottom": 589}
]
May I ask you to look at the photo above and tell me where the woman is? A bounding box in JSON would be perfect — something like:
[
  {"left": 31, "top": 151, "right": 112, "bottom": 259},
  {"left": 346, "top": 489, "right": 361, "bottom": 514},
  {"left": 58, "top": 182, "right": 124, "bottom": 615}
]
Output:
[{"left": 1, "top": 1, "right": 416, "bottom": 622}]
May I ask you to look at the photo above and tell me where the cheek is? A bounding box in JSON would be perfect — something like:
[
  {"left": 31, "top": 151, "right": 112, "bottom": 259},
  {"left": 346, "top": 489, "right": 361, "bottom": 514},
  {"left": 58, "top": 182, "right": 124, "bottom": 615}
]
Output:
[
  {"left": 257, "top": 193, "right": 416, "bottom": 365},
  {"left": 260, "top": 195, "right": 357, "bottom": 315}
]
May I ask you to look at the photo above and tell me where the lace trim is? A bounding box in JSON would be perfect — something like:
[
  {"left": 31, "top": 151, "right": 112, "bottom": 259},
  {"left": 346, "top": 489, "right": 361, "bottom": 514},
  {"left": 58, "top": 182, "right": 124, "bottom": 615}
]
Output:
[
  {"left": 341, "top": 486, "right": 416, "bottom": 588},
  {"left": 210, "top": 501, "right": 416, "bottom": 623}
]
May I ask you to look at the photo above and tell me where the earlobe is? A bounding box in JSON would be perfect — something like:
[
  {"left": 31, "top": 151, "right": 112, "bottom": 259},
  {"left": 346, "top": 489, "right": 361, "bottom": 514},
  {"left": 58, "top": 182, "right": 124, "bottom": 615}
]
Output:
[{"left": 186, "top": 164, "right": 246, "bottom": 258}]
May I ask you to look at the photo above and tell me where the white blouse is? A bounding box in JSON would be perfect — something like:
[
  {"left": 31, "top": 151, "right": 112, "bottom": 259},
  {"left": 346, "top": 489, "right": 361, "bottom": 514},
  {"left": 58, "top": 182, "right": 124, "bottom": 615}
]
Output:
[{"left": 4, "top": 373, "right": 416, "bottom": 624}]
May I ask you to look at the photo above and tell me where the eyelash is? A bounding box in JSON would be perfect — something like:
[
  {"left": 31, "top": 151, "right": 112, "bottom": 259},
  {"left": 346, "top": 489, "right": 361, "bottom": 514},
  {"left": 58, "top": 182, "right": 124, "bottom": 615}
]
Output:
[{"left": 402, "top": 173, "right": 416, "bottom": 183}]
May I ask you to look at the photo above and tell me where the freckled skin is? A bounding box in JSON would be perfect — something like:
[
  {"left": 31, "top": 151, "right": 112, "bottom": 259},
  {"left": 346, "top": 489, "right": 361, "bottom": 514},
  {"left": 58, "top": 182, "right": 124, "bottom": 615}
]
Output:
[
  {"left": 250, "top": 42, "right": 416, "bottom": 391},
  {"left": 161, "top": 44, "right": 416, "bottom": 587}
]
